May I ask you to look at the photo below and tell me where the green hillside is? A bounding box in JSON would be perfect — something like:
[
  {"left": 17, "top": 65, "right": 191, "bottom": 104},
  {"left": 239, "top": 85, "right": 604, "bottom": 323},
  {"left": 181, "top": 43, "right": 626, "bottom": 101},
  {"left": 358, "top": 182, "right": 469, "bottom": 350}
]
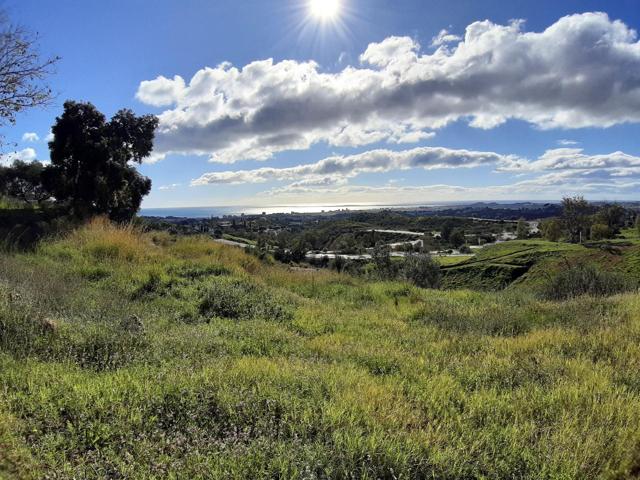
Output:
[
  {"left": 441, "top": 237, "right": 640, "bottom": 291},
  {"left": 1, "top": 220, "right": 640, "bottom": 478}
]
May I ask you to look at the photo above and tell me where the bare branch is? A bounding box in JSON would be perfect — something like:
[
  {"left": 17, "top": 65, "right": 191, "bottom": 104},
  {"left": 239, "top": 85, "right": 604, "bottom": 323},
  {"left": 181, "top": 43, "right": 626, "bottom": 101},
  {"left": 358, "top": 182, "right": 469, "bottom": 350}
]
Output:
[{"left": 0, "top": 15, "right": 59, "bottom": 147}]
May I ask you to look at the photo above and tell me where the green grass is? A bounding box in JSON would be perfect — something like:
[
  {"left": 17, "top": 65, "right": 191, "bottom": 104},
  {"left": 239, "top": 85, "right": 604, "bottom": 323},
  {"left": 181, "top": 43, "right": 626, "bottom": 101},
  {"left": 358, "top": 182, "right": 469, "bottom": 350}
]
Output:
[{"left": 1, "top": 219, "right": 640, "bottom": 478}]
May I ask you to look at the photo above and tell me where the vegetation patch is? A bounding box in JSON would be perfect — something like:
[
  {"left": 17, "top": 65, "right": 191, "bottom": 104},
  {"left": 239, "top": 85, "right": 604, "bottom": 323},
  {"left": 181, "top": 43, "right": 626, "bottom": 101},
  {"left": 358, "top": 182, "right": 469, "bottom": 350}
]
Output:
[
  {"left": 198, "top": 278, "right": 295, "bottom": 322},
  {"left": 1, "top": 220, "right": 640, "bottom": 477},
  {"left": 539, "top": 263, "right": 634, "bottom": 301},
  {"left": 410, "top": 291, "right": 626, "bottom": 336}
]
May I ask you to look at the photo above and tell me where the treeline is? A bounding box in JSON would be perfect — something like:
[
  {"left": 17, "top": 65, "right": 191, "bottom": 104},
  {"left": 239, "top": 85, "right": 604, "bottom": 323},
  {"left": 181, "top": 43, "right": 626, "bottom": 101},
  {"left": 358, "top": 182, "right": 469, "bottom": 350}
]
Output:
[
  {"left": 251, "top": 216, "right": 510, "bottom": 258},
  {"left": 539, "top": 196, "right": 638, "bottom": 243}
]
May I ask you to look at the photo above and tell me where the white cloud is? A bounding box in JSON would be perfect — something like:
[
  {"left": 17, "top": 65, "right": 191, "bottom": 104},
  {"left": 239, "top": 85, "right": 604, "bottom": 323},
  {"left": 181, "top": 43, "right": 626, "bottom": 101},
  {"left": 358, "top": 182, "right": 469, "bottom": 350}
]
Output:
[
  {"left": 158, "top": 183, "right": 182, "bottom": 191},
  {"left": 558, "top": 139, "right": 579, "bottom": 146},
  {"left": 431, "top": 29, "right": 462, "bottom": 47},
  {"left": 498, "top": 148, "right": 640, "bottom": 173},
  {"left": 256, "top": 172, "right": 640, "bottom": 204},
  {"left": 137, "top": 12, "right": 640, "bottom": 164},
  {"left": 191, "top": 146, "right": 511, "bottom": 186},
  {"left": 45, "top": 131, "right": 54, "bottom": 142},
  {"left": 143, "top": 152, "right": 167, "bottom": 164},
  {"left": 136, "top": 75, "right": 186, "bottom": 107},
  {"left": 0, "top": 148, "right": 37, "bottom": 166},
  {"left": 21, "top": 132, "right": 39, "bottom": 142},
  {"left": 192, "top": 145, "right": 640, "bottom": 203}
]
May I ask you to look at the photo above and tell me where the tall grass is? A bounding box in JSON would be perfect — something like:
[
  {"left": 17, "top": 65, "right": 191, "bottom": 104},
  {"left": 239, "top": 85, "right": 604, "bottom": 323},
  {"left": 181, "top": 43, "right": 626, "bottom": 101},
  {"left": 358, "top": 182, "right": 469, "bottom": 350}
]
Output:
[{"left": 1, "top": 219, "right": 640, "bottom": 478}]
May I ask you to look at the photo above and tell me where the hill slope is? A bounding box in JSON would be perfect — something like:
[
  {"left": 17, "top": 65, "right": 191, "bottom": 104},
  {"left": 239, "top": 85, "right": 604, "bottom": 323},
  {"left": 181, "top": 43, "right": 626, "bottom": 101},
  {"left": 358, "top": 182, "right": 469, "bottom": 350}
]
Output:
[
  {"left": 441, "top": 236, "right": 640, "bottom": 291},
  {"left": 1, "top": 220, "right": 640, "bottom": 478}
]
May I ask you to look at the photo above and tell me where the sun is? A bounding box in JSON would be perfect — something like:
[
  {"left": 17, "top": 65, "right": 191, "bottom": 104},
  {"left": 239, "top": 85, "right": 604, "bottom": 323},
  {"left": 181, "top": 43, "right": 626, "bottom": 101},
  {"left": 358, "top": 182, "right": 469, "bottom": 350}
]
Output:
[{"left": 309, "top": 0, "right": 341, "bottom": 21}]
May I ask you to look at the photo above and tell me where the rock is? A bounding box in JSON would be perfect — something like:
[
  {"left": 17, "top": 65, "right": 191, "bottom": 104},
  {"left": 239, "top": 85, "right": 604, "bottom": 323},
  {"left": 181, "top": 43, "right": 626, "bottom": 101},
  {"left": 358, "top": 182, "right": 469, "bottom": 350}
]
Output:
[
  {"left": 8, "top": 292, "right": 22, "bottom": 303},
  {"left": 40, "top": 318, "right": 57, "bottom": 334}
]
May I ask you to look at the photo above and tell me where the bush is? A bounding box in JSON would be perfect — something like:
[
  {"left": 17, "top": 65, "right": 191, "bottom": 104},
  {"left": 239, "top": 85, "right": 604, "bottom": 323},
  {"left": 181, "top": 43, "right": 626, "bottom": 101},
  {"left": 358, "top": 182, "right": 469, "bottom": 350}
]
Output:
[
  {"left": 540, "top": 218, "right": 563, "bottom": 242},
  {"left": 591, "top": 223, "right": 613, "bottom": 241},
  {"left": 540, "top": 263, "right": 632, "bottom": 301},
  {"left": 401, "top": 254, "right": 441, "bottom": 289},
  {"left": 371, "top": 243, "right": 396, "bottom": 280},
  {"left": 198, "top": 278, "right": 294, "bottom": 322},
  {"left": 458, "top": 244, "right": 472, "bottom": 254}
]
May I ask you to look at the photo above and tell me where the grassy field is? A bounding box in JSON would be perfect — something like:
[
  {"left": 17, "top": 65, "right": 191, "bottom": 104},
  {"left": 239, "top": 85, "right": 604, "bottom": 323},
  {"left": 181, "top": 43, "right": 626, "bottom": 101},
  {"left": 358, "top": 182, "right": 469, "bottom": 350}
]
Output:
[{"left": 1, "top": 219, "right": 640, "bottom": 478}]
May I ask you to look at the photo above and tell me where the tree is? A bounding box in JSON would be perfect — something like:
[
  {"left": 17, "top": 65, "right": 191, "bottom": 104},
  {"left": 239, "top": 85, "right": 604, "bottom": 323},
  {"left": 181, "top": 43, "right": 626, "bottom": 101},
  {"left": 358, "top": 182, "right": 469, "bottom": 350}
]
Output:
[
  {"left": 516, "top": 218, "right": 528, "bottom": 239},
  {"left": 0, "top": 159, "right": 48, "bottom": 204},
  {"left": 290, "top": 238, "right": 309, "bottom": 262},
  {"left": 0, "top": 14, "right": 59, "bottom": 142},
  {"left": 540, "top": 218, "right": 563, "bottom": 242},
  {"left": 440, "top": 220, "right": 454, "bottom": 242},
  {"left": 421, "top": 232, "right": 437, "bottom": 252},
  {"left": 562, "top": 196, "right": 593, "bottom": 243},
  {"left": 401, "top": 253, "right": 441, "bottom": 289},
  {"left": 42, "top": 101, "right": 158, "bottom": 221},
  {"left": 594, "top": 204, "right": 626, "bottom": 233},
  {"left": 449, "top": 228, "right": 466, "bottom": 248}
]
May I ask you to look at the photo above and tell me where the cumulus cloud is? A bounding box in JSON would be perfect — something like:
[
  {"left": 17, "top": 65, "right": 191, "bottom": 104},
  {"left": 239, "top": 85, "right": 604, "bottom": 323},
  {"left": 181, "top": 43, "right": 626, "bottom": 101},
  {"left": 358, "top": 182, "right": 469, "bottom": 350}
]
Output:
[
  {"left": 498, "top": 148, "right": 640, "bottom": 173},
  {"left": 257, "top": 170, "right": 640, "bottom": 203},
  {"left": 0, "top": 148, "right": 37, "bottom": 166},
  {"left": 190, "top": 146, "right": 510, "bottom": 185},
  {"left": 191, "top": 145, "right": 640, "bottom": 203},
  {"left": 136, "top": 75, "right": 186, "bottom": 107},
  {"left": 21, "top": 132, "right": 39, "bottom": 142},
  {"left": 137, "top": 12, "right": 640, "bottom": 164}
]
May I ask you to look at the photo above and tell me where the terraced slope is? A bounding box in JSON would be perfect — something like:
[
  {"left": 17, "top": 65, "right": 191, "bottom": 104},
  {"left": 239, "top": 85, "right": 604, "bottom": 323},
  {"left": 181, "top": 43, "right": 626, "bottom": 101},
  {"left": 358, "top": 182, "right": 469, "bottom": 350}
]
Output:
[{"left": 441, "top": 239, "right": 640, "bottom": 291}]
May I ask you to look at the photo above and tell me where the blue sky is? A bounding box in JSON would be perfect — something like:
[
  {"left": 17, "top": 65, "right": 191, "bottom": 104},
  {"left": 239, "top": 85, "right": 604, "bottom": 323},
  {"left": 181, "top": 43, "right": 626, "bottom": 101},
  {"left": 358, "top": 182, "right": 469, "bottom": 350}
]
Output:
[{"left": 4, "top": 0, "right": 640, "bottom": 207}]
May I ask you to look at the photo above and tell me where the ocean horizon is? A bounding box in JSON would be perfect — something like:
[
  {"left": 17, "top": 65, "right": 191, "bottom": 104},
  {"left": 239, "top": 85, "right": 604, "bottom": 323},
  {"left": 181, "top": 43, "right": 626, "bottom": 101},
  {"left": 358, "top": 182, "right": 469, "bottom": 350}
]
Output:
[
  {"left": 139, "top": 200, "right": 560, "bottom": 218},
  {"left": 139, "top": 203, "right": 433, "bottom": 218}
]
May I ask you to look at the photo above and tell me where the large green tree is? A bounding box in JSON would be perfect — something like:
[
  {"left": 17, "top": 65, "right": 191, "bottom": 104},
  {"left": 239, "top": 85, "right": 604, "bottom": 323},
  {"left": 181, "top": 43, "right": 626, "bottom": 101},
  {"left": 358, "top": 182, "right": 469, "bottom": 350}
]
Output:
[{"left": 42, "top": 101, "right": 158, "bottom": 221}]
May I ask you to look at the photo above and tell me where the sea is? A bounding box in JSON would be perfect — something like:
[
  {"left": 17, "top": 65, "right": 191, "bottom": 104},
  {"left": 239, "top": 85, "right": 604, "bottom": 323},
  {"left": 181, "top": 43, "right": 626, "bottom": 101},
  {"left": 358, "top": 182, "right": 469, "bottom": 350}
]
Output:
[{"left": 139, "top": 203, "right": 444, "bottom": 218}]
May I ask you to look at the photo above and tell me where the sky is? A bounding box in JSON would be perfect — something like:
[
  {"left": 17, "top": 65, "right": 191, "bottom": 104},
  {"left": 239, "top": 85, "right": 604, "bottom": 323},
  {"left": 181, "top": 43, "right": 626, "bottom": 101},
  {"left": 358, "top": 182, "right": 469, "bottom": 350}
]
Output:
[{"left": 3, "top": 0, "right": 640, "bottom": 208}]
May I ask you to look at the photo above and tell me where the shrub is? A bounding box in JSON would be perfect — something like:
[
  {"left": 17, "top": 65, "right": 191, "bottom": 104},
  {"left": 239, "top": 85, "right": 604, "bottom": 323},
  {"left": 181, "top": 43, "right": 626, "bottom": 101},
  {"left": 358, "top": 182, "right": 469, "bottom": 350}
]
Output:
[
  {"left": 458, "top": 244, "right": 472, "bottom": 254},
  {"left": 198, "top": 278, "right": 294, "bottom": 322},
  {"left": 401, "top": 253, "right": 441, "bottom": 289},
  {"left": 371, "top": 243, "right": 396, "bottom": 280},
  {"left": 516, "top": 218, "right": 528, "bottom": 239},
  {"left": 540, "top": 263, "right": 632, "bottom": 300},
  {"left": 540, "top": 218, "right": 563, "bottom": 242},
  {"left": 591, "top": 223, "right": 613, "bottom": 241}
]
